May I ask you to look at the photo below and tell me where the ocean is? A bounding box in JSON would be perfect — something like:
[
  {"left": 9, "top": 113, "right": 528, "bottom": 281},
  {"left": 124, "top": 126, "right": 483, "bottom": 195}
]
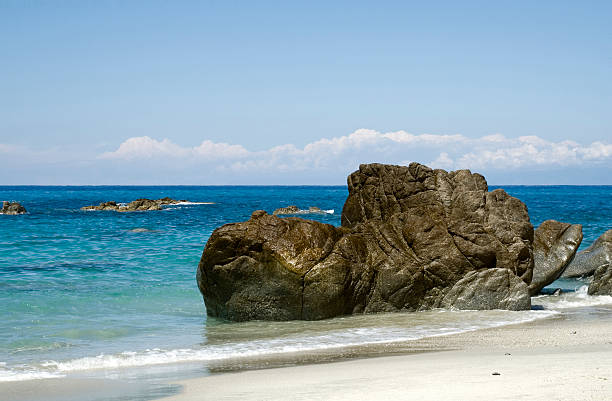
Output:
[{"left": 1, "top": 185, "right": 611, "bottom": 400}]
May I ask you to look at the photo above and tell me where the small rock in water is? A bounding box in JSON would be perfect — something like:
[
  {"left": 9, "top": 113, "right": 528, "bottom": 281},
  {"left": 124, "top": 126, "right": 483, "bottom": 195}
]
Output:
[
  {"left": 272, "top": 205, "right": 300, "bottom": 215},
  {"left": 129, "top": 228, "right": 153, "bottom": 233},
  {"left": 492, "top": 372, "right": 501, "bottom": 376},
  {"left": 0, "top": 201, "right": 27, "bottom": 215},
  {"left": 272, "top": 205, "right": 326, "bottom": 215},
  {"left": 81, "top": 198, "right": 185, "bottom": 212}
]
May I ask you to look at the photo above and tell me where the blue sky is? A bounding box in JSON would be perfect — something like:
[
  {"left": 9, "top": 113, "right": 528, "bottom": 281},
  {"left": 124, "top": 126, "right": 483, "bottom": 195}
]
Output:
[{"left": 1, "top": 1, "right": 611, "bottom": 184}]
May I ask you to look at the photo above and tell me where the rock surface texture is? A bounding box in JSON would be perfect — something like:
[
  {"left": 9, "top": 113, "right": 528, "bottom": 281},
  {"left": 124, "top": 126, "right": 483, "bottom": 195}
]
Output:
[
  {"left": 562, "top": 229, "right": 612, "bottom": 278},
  {"left": 0, "top": 201, "right": 27, "bottom": 215},
  {"left": 528, "top": 220, "right": 583, "bottom": 296},
  {"left": 81, "top": 197, "right": 185, "bottom": 212},
  {"left": 198, "top": 163, "right": 535, "bottom": 321},
  {"left": 588, "top": 263, "right": 612, "bottom": 295}
]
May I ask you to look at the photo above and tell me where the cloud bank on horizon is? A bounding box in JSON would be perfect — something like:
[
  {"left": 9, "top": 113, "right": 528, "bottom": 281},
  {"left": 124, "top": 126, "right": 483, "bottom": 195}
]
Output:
[{"left": 2, "top": 129, "right": 612, "bottom": 185}]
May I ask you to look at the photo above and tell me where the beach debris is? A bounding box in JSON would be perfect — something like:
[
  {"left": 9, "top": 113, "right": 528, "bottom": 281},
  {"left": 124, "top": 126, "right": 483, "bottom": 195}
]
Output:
[
  {"left": 198, "top": 162, "right": 534, "bottom": 321},
  {"left": 0, "top": 201, "right": 27, "bottom": 215},
  {"left": 81, "top": 197, "right": 187, "bottom": 212},
  {"left": 562, "top": 229, "right": 612, "bottom": 279},
  {"left": 529, "top": 220, "right": 582, "bottom": 296}
]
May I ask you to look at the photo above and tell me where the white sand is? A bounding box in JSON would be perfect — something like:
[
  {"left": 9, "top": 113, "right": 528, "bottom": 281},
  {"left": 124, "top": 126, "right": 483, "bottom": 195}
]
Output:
[{"left": 161, "top": 314, "right": 612, "bottom": 401}]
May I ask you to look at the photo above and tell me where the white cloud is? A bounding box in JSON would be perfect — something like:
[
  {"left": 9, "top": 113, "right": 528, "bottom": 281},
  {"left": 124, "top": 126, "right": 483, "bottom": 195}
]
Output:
[
  {"left": 99, "top": 136, "right": 250, "bottom": 161},
  {"left": 99, "top": 130, "right": 612, "bottom": 174},
  {"left": 4, "top": 130, "right": 611, "bottom": 184}
]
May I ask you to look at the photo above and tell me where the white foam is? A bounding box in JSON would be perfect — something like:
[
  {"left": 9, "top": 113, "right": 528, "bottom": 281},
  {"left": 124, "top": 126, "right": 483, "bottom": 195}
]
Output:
[
  {"left": 0, "top": 309, "right": 558, "bottom": 381},
  {"left": 532, "top": 285, "right": 612, "bottom": 309},
  {"left": 170, "top": 202, "right": 215, "bottom": 206},
  {"left": 35, "top": 310, "right": 555, "bottom": 374},
  {"left": 0, "top": 362, "right": 63, "bottom": 382}
]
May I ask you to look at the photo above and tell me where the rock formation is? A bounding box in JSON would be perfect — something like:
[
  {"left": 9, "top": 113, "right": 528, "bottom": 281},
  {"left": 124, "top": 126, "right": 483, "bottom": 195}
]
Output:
[
  {"left": 198, "top": 163, "right": 535, "bottom": 321},
  {"left": 0, "top": 201, "right": 27, "bottom": 215},
  {"left": 81, "top": 197, "right": 185, "bottom": 212},
  {"left": 528, "top": 220, "right": 582, "bottom": 296},
  {"left": 562, "top": 229, "right": 612, "bottom": 278}
]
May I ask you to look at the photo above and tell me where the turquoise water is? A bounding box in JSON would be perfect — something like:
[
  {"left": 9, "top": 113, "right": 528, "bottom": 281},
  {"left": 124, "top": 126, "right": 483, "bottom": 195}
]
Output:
[{"left": 0, "top": 185, "right": 611, "bottom": 386}]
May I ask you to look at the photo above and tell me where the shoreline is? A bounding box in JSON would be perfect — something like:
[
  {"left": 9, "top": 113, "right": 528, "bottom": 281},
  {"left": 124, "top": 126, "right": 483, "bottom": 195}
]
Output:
[
  {"left": 2, "top": 305, "right": 611, "bottom": 401},
  {"left": 160, "top": 306, "right": 612, "bottom": 401}
]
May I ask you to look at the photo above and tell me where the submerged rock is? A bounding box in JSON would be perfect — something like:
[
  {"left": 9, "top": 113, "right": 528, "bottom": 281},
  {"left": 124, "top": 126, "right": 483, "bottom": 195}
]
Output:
[
  {"left": 81, "top": 197, "right": 186, "bottom": 212},
  {"left": 562, "top": 229, "right": 612, "bottom": 278},
  {"left": 588, "top": 263, "right": 612, "bottom": 295},
  {"left": 198, "top": 163, "right": 534, "bottom": 321},
  {"left": 272, "top": 205, "right": 300, "bottom": 215},
  {"left": 528, "top": 220, "right": 582, "bottom": 296},
  {"left": 272, "top": 206, "right": 326, "bottom": 215},
  {"left": 0, "top": 201, "right": 27, "bottom": 215}
]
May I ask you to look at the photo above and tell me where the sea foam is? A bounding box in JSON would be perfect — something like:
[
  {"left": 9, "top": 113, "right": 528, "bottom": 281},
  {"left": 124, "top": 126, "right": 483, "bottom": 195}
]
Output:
[
  {"left": 532, "top": 285, "right": 612, "bottom": 309},
  {"left": 1, "top": 309, "right": 555, "bottom": 379}
]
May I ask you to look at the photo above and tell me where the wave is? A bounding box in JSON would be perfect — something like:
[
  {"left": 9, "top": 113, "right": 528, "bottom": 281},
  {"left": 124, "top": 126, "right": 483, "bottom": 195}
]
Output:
[
  {"left": 0, "top": 309, "right": 556, "bottom": 381},
  {"left": 0, "top": 363, "right": 63, "bottom": 382},
  {"left": 168, "top": 202, "right": 215, "bottom": 206},
  {"left": 532, "top": 285, "right": 612, "bottom": 309}
]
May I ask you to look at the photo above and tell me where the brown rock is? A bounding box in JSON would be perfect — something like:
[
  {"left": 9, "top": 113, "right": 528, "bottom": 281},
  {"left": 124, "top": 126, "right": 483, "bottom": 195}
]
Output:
[
  {"left": 197, "top": 211, "right": 347, "bottom": 321},
  {"left": 441, "top": 268, "right": 530, "bottom": 311},
  {"left": 0, "top": 201, "right": 27, "bottom": 215},
  {"left": 198, "top": 162, "right": 535, "bottom": 321},
  {"left": 562, "top": 229, "right": 612, "bottom": 278},
  {"left": 528, "top": 220, "right": 583, "bottom": 296},
  {"left": 588, "top": 263, "right": 612, "bottom": 295},
  {"left": 80, "top": 198, "right": 184, "bottom": 212},
  {"left": 272, "top": 205, "right": 300, "bottom": 215}
]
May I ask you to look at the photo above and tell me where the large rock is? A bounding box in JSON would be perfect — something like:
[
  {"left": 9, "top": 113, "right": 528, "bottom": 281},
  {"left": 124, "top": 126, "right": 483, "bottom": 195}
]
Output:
[
  {"left": 588, "top": 263, "right": 612, "bottom": 295},
  {"left": 562, "top": 229, "right": 612, "bottom": 278},
  {"left": 0, "top": 201, "right": 27, "bottom": 215},
  {"left": 441, "top": 268, "right": 531, "bottom": 311},
  {"left": 198, "top": 163, "right": 535, "bottom": 321},
  {"left": 528, "top": 220, "right": 582, "bottom": 295},
  {"left": 81, "top": 197, "right": 185, "bottom": 212},
  {"left": 197, "top": 210, "right": 347, "bottom": 321}
]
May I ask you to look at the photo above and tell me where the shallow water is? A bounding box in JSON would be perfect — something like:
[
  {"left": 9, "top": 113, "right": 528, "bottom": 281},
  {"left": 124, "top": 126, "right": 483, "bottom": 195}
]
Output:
[{"left": 0, "top": 185, "right": 611, "bottom": 385}]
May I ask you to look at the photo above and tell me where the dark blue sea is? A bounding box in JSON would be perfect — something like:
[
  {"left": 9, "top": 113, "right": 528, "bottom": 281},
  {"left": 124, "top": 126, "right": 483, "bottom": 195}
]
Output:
[{"left": 1, "top": 185, "right": 611, "bottom": 397}]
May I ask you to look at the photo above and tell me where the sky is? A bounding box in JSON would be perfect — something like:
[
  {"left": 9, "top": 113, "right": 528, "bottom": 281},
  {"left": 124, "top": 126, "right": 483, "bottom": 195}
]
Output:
[{"left": 0, "top": 1, "right": 611, "bottom": 185}]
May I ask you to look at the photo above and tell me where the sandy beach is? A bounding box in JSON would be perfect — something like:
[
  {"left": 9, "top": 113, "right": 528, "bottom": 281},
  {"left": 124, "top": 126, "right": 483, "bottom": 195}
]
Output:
[{"left": 161, "top": 308, "right": 612, "bottom": 401}]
